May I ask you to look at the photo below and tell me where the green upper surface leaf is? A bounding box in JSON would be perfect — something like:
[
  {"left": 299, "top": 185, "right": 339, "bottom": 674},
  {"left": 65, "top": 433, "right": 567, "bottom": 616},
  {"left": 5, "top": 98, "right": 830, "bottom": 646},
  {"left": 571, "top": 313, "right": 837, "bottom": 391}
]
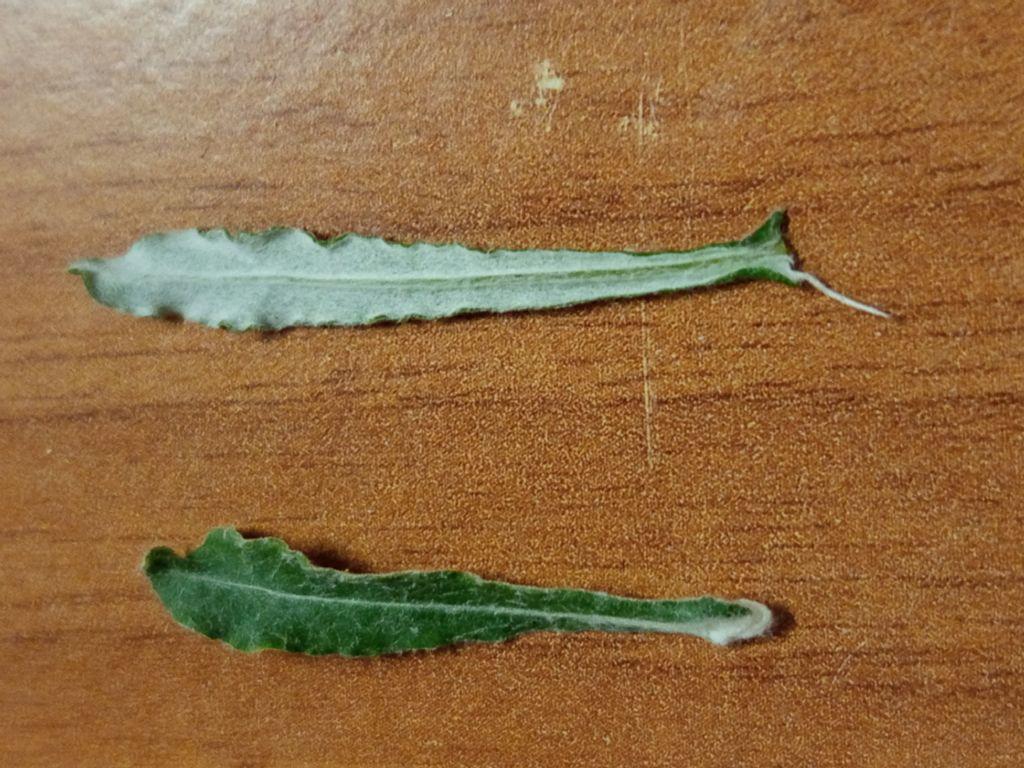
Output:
[
  {"left": 71, "top": 211, "right": 887, "bottom": 330},
  {"left": 144, "top": 528, "right": 774, "bottom": 657}
]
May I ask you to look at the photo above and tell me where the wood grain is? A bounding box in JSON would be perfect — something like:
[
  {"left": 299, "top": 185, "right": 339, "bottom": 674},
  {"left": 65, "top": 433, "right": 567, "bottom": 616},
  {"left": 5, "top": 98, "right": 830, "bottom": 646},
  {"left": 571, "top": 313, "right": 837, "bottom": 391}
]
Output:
[{"left": 2, "top": 1, "right": 1022, "bottom": 765}]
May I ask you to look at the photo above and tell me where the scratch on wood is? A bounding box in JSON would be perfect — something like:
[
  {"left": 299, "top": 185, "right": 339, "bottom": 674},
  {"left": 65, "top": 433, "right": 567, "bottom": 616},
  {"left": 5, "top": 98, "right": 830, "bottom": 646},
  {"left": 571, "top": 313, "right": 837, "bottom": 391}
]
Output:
[
  {"left": 830, "top": 640, "right": 868, "bottom": 687},
  {"left": 617, "top": 77, "right": 662, "bottom": 148},
  {"left": 640, "top": 301, "right": 656, "bottom": 469}
]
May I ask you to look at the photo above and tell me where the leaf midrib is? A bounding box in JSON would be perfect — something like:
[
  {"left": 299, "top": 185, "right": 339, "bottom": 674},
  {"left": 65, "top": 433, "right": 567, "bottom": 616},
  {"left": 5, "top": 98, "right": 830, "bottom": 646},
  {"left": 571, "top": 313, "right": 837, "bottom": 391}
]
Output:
[
  {"left": 111, "top": 245, "right": 782, "bottom": 286},
  {"left": 172, "top": 570, "right": 726, "bottom": 634}
]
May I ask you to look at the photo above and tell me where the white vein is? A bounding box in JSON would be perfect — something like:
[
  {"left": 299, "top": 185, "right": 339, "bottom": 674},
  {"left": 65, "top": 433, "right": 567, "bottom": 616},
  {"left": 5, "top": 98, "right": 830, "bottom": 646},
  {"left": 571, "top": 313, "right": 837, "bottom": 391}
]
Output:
[{"left": 169, "top": 570, "right": 771, "bottom": 646}]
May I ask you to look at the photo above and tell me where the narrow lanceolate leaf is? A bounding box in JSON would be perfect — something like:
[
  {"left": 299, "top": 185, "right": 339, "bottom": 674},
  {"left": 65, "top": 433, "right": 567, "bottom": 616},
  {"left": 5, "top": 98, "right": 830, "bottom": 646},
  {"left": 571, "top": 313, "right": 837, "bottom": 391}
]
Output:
[
  {"left": 144, "top": 528, "right": 773, "bottom": 657},
  {"left": 71, "top": 211, "right": 888, "bottom": 330}
]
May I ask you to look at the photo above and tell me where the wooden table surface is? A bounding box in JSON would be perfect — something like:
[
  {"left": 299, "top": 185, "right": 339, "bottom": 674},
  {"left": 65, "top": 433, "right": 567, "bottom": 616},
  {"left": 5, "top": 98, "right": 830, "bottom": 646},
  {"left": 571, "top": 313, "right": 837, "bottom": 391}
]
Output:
[{"left": 3, "top": 2, "right": 1022, "bottom": 765}]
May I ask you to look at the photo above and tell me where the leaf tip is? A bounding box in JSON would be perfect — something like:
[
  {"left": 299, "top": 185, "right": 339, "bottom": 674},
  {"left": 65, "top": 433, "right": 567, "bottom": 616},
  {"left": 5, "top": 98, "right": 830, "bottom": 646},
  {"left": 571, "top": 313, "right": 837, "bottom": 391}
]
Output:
[
  {"left": 68, "top": 259, "right": 108, "bottom": 304},
  {"left": 741, "top": 209, "right": 789, "bottom": 248}
]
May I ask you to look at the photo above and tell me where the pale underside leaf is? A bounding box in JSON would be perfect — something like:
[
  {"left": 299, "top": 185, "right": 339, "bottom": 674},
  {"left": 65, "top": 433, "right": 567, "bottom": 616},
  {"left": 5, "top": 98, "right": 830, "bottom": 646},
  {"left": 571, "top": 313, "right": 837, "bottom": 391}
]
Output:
[
  {"left": 70, "top": 211, "right": 888, "bottom": 331},
  {"left": 144, "top": 528, "right": 774, "bottom": 657}
]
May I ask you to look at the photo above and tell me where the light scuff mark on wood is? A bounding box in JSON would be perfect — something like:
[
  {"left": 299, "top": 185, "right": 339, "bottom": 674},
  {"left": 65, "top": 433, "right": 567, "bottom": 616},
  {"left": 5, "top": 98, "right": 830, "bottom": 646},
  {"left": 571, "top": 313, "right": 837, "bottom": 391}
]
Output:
[{"left": 510, "top": 59, "right": 565, "bottom": 130}]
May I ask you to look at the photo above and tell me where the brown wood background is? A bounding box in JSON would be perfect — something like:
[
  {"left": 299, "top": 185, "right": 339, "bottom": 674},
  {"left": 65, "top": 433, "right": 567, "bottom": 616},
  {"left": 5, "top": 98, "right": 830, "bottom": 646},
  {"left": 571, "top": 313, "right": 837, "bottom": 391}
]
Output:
[{"left": 2, "top": 1, "right": 1022, "bottom": 765}]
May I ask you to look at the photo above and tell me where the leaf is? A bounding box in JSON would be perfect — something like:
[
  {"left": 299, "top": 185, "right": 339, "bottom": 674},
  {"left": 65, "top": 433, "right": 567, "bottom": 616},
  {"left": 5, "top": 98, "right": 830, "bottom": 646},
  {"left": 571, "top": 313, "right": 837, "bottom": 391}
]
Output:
[
  {"left": 71, "top": 211, "right": 888, "bottom": 330},
  {"left": 144, "top": 528, "right": 773, "bottom": 657}
]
